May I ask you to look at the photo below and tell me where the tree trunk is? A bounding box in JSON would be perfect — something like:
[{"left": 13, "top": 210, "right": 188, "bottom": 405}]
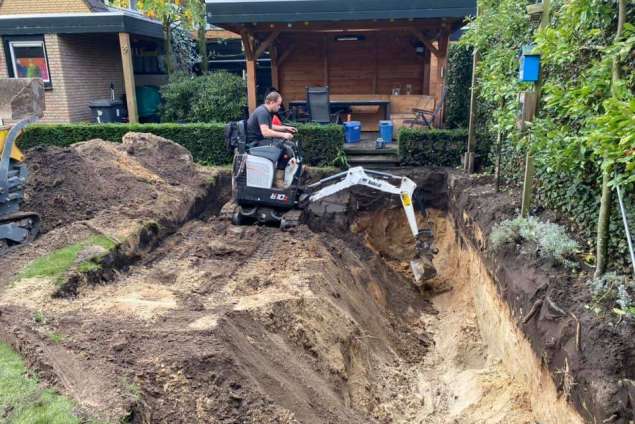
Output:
[
  {"left": 198, "top": 25, "right": 208, "bottom": 74},
  {"left": 594, "top": 0, "right": 625, "bottom": 278},
  {"left": 164, "top": 21, "right": 175, "bottom": 77}
]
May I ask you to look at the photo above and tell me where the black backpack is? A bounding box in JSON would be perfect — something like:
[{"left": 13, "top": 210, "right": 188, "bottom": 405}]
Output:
[{"left": 224, "top": 120, "right": 247, "bottom": 153}]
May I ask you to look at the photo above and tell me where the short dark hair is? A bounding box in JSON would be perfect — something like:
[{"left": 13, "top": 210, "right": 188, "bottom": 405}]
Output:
[{"left": 265, "top": 91, "right": 281, "bottom": 104}]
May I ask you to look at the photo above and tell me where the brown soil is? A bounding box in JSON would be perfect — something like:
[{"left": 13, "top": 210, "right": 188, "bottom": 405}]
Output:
[
  {"left": 23, "top": 132, "right": 211, "bottom": 234},
  {"left": 1, "top": 141, "right": 628, "bottom": 424}
]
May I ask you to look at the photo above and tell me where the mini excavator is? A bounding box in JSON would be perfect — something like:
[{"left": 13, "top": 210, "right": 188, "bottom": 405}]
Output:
[
  {"left": 222, "top": 121, "right": 437, "bottom": 283},
  {"left": 0, "top": 78, "right": 45, "bottom": 252}
]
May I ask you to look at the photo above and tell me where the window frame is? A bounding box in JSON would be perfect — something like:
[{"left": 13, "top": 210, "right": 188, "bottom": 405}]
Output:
[{"left": 3, "top": 35, "right": 53, "bottom": 88}]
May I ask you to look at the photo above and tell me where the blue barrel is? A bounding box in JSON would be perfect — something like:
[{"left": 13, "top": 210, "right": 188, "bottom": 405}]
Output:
[
  {"left": 379, "top": 120, "right": 393, "bottom": 143},
  {"left": 344, "top": 121, "right": 361, "bottom": 144}
]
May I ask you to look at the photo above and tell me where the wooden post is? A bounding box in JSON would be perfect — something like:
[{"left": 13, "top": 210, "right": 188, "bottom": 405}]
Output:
[
  {"left": 464, "top": 47, "right": 479, "bottom": 172},
  {"left": 434, "top": 31, "right": 450, "bottom": 127},
  {"left": 241, "top": 30, "right": 257, "bottom": 113},
  {"left": 118, "top": 32, "right": 138, "bottom": 124},
  {"left": 271, "top": 45, "right": 279, "bottom": 89},
  {"left": 520, "top": 0, "right": 550, "bottom": 216}
]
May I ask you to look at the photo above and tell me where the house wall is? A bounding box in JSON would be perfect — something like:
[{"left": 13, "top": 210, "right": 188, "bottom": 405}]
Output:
[
  {"left": 0, "top": 0, "right": 91, "bottom": 14},
  {"left": 56, "top": 33, "right": 125, "bottom": 122},
  {"left": 277, "top": 31, "right": 430, "bottom": 102},
  {"left": 0, "top": 33, "right": 125, "bottom": 122}
]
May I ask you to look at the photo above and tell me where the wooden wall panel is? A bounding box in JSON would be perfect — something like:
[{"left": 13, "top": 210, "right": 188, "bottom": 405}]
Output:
[{"left": 278, "top": 31, "right": 430, "bottom": 101}]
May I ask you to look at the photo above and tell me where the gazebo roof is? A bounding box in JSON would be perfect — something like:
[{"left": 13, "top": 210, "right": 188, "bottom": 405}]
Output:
[{"left": 206, "top": 0, "right": 476, "bottom": 25}]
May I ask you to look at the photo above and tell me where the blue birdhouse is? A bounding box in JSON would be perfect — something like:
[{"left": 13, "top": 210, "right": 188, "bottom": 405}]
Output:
[{"left": 519, "top": 44, "right": 541, "bottom": 82}]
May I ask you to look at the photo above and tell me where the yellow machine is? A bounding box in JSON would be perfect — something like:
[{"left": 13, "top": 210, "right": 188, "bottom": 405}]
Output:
[
  {"left": 0, "top": 117, "right": 40, "bottom": 251},
  {"left": 0, "top": 78, "right": 45, "bottom": 252}
]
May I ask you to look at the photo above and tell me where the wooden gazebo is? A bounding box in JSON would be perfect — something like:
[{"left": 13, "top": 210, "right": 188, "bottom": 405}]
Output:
[{"left": 206, "top": 0, "right": 475, "bottom": 129}]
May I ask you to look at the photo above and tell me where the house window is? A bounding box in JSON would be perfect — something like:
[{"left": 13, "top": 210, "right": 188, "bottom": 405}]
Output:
[{"left": 3, "top": 36, "right": 52, "bottom": 88}]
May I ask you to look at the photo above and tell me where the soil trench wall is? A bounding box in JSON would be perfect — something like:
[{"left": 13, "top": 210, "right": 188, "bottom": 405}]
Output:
[{"left": 437, "top": 213, "right": 584, "bottom": 423}]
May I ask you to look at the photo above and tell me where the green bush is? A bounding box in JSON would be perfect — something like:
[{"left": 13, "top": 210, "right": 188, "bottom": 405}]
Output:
[
  {"left": 297, "top": 124, "right": 345, "bottom": 167},
  {"left": 159, "top": 71, "right": 247, "bottom": 123},
  {"left": 19, "top": 123, "right": 344, "bottom": 167},
  {"left": 445, "top": 44, "right": 473, "bottom": 129},
  {"left": 398, "top": 127, "right": 492, "bottom": 167}
]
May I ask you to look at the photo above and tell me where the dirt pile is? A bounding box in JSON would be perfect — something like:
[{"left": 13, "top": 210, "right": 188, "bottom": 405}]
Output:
[{"left": 24, "top": 132, "right": 207, "bottom": 233}]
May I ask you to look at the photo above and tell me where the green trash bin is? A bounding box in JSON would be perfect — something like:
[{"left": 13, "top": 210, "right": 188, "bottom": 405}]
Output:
[{"left": 135, "top": 85, "right": 161, "bottom": 122}]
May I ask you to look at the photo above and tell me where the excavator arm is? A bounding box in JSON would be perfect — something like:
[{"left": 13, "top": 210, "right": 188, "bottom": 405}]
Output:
[
  {"left": 307, "top": 167, "right": 420, "bottom": 237},
  {"left": 305, "top": 167, "right": 437, "bottom": 283}
]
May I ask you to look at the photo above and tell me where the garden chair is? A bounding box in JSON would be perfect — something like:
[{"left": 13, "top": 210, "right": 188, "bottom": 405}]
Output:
[
  {"left": 306, "top": 86, "right": 344, "bottom": 124},
  {"left": 405, "top": 86, "right": 448, "bottom": 129}
]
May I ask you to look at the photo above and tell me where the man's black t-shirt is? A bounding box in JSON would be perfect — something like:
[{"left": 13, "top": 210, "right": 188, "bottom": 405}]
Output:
[{"left": 246, "top": 104, "right": 272, "bottom": 144}]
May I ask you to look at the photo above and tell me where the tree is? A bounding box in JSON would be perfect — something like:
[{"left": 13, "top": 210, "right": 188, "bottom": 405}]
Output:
[
  {"left": 138, "top": 0, "right": 196, "bottom": 76},
  {"left": 190, "top": 0, "right": 208, "bottom": 74},
  {"left": 594, "top": 0, "right": 626, "bottom": 278}
]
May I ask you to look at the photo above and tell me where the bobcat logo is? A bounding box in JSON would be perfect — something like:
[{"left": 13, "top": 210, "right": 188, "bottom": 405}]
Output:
[{"left": 270, "top": 193, "right": 289, "bottom": 202}]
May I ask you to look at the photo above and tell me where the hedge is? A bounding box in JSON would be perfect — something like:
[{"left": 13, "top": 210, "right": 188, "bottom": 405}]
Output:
[
  {"left": 444, "top": 44, "right": 473, "bottom": 129},
  {"left": 398, "top": 128, "right": 492, "bottom": 168},
  {"left": 19, "top": 123, "right": 344, "bottom": 167}
]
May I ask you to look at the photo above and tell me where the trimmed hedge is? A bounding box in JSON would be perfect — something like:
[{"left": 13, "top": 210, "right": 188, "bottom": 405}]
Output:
[
  {"left": 296, "top": 124, "right": 344, "bottom": 167},
  {"left": 399, "top": 128, "right": 492, "bottom": 168},
  {"left": 19, "top": 123, "right": 344, "bottom": 167}
]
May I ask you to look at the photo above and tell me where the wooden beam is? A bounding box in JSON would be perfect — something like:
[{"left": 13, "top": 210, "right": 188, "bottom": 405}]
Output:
[
  {"left": 254, "top": 29, "right": 281, "bottom": 59},
  {"left": 240, "top": 30, "right": 257, "bottom": 112},
  {"left": 246, "top": 58, "right": 257, "bottom": 112},
  {"left": 410, "top": 29, "right": 440, "bottom": 57},
  {"left": 243, "top": 19, "right": 461, "bottom": 33},
  {"left": 271, "top": 45, "right": 279, "bottom": 89},
  {"left": 118, "top": 32, "right": 138, "bottom": 124},
  {"left": 240, "top": 29, "right": 254, "bottom": 60},
  {"left": 434, "top": 31, "right": 450, "bottom": 127}
]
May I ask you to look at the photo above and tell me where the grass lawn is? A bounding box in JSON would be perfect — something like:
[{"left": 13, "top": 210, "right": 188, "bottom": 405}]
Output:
[
  {"left": 17, "top": 235, "right": 116, "bottom": 285},
  {"left": 0, "top": 342, "right": 80, "bottom": 424}
]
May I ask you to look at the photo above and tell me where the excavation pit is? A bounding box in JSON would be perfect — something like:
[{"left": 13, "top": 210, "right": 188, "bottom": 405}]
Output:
[{"left": 0, "top": 136, "right": 630, "bottom": 423}]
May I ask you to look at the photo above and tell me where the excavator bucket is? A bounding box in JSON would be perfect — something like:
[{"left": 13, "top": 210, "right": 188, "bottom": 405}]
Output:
[{"left": 411, "top": 256, "right": 437, "bottom": 285}]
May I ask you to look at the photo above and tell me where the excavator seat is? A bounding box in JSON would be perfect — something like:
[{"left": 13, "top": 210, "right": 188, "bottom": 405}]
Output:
[{"left": 248, "top": 145, "right": 282, "bottom": 163}]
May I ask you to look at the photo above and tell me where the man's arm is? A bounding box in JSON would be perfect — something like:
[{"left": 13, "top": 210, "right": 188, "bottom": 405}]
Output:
[
  {"left": 272, "top": 124, "right": 298, "bottom": 133},
  {"left": 261, "top": 124, "right": 293, "bottom": 140}
]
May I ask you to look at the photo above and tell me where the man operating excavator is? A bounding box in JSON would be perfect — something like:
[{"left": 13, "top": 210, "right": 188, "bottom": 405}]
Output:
[{"left": 246, "top": 91, "right": 299, "bottom": 185}]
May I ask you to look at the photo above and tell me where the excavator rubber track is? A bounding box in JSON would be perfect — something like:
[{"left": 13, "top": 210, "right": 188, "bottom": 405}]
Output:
[{"left": 0, "top": 211, "right": 40, "bottom": 252}]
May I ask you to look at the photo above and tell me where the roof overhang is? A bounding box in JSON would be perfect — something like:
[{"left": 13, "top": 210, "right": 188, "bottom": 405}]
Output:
[
  {"left": 0, "top": 12, "right": 164, "bottom": 39},
  {"left": 206, "top": 0, "right": 476, "bottom": 25}
]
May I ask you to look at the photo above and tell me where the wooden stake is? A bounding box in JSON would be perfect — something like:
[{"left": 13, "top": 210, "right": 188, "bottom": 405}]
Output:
[{"left": 519, "top": 0, "right": 551, "bottom": 214}]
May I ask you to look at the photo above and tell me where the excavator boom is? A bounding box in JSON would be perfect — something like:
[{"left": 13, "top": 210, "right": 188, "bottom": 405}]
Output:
[{"left": 306, "top": 167, "right": 437, "bottom": 283}]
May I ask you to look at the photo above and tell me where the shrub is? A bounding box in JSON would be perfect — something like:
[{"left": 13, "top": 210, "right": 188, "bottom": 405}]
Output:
[
  {"left": 159, "top": 71, "right": 246, "bottom": 123},
  {"left": 398, "top": 127, "right": 492, "bottom": 168},
  {"left": 297, "top": 124, "right": 345, "bottom": 167},
  {"left": 445, "top": 44, "right": 473, "bottom": 129},
  {"left": 489, "top": 216, "right": 579, "bottom": 264},
  {"left": 19, "top": 123, "right": 344, "bottom": 167}
]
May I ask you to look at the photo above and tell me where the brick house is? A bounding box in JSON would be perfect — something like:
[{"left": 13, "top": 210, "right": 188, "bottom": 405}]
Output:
[{"left": 0, "top": 0, "right": 166, "bottom": 123}]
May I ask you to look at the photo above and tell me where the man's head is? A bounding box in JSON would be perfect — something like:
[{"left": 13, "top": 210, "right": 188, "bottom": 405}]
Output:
[{"left": 264, "top": 91, "right": 282, "bottom": 113}]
